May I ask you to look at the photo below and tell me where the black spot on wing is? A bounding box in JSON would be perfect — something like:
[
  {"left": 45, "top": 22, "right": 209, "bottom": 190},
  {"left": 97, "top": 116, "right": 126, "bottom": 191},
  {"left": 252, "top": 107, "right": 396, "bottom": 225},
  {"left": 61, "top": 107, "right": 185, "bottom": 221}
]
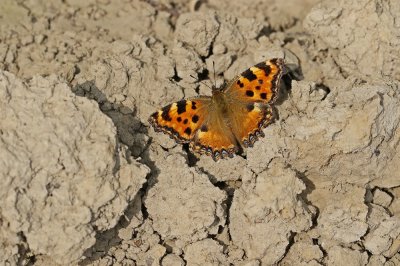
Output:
[
  {"left": 184, "top": 127, "right": 192, "bottom": 135},
  {"left": 177, "top": 117, "right": 182, "bottom": 122},
  {"left": 242, "top": 69, "right": 257, "bottom": 81},
  {"left": 161, "top": 104, "right": 172, "bottom": 121},
  {"left": 200, "top": 125, "right": 208, "bottom": 132},
  {"left": 176, "top": 100, "right": 187, "bottom": 114},
  {"left": 191, "top": 101, "right": 197, "bottom": 110},
  {"left": 237, "top": 80, "right": 244, "bottom": 88},
  {"left": 246, "top": 90, "right": 254, "bottom": 97},
  {"left": 192, "top": 115, "right": 199, "bottom": 123},
  {"left": 260, "top": 93, "right": 267, "bottom": 99},
  {"left": 258, "top": 79, "right": 263, "bottom": 84},
  {"left": 255, "top": 62, "right": 271, "bottom": 76},
  {"left": 183, "top": 119, "right": 188, "bottom": 124}
]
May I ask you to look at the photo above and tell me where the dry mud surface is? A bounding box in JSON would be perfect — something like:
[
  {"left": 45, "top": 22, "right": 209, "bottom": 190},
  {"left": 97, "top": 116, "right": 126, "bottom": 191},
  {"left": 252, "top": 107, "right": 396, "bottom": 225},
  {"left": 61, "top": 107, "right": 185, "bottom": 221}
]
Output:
[{"left": 1, "top": 0, "right": 400, "bottom": 265}]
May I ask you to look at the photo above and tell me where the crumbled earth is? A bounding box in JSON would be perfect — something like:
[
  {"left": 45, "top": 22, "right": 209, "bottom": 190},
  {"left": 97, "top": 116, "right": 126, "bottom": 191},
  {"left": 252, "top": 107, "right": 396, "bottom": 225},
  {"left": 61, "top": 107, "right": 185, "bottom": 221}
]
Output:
[{"left": 0, "top": 0, "right": 399, "bottom": 265}]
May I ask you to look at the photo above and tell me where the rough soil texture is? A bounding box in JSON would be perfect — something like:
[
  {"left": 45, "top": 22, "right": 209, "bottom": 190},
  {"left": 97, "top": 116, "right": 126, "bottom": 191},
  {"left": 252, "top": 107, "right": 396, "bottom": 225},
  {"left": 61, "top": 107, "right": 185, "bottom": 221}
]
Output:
[{"left": 0, "top": 0, "right": 399, "bottom": 265}]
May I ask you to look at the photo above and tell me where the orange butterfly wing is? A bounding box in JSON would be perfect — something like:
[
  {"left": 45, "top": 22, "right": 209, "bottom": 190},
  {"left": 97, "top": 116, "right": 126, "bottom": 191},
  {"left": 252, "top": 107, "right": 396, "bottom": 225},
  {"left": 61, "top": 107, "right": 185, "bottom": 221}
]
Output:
[
  {"left": 148, "top": 97, "right": 210, "bottom": 143},
  {"left": 225, "top": 58, "right": 284, "bottom": 104},
  {"left": 226, "top": 102, "right": 274, "bottom": 148},
  {"left": 224, "top": 58, "right": 284, "bottom": 147},
  {"left": 190, "top": 106, "right": 239, "bottom": 160},
  {"left": 149, "top": 97, "right": 239, "bottom": 161}
]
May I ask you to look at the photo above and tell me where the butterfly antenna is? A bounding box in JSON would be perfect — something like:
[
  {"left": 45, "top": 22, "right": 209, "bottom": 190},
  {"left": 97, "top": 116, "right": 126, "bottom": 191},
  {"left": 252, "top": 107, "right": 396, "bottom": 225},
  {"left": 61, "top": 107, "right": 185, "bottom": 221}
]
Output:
[
  {"left": 212, "top": 61, "right": 217, "bottom": 89},
  {"left": 190, "top": 74, "right": 212, "bottom": 90}
]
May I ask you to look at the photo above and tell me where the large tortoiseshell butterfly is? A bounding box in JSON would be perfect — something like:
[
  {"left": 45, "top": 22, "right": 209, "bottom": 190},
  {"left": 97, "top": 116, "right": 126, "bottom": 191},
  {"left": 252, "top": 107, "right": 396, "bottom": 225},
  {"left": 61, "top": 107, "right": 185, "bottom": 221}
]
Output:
[{"left": 149, "top": 58, "right": 285, "bottom": 161}]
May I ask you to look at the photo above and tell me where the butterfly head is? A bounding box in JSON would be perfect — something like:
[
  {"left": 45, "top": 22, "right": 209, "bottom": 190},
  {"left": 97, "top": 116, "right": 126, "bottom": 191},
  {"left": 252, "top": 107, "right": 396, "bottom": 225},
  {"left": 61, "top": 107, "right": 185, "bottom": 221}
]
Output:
[{"left": 211, "top": 80, "right": 228, "bottom": 93}]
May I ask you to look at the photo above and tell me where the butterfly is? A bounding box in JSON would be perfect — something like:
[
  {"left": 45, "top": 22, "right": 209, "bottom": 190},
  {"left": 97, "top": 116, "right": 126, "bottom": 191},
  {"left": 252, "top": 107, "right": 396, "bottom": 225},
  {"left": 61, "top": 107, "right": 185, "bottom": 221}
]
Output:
[{"left": 149, "top": 58, "right": 285, "bottom": 161}]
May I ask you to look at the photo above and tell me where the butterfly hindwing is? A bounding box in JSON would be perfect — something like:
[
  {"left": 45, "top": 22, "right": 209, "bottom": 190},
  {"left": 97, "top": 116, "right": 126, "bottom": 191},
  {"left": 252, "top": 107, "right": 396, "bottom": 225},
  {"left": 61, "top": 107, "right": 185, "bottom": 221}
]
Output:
[
  {"left": 227, "top": 102, "right": 274, "bottom": 147},
  {"left": 225, "top": 58, "right": 284, "bottom": 104},
  {"left": 190, "top": 107, "right": 239, "bottom": 161},
  {"left": 148, "top": 97, "right": 210, "bottom": 143}
]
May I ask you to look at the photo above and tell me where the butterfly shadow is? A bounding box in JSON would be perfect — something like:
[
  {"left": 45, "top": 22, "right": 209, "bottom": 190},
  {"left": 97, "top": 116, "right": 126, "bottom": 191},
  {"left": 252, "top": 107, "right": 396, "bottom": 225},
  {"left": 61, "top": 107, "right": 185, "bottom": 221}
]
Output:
[
  {"left": 72, "top": 80, "right": 158, "bottom": 264},
  {"left": 275, "top": 61, "right": 303, "bottom": 103},
  {"left": 268, "top": 61, "right": 304, "bottom": 126}
]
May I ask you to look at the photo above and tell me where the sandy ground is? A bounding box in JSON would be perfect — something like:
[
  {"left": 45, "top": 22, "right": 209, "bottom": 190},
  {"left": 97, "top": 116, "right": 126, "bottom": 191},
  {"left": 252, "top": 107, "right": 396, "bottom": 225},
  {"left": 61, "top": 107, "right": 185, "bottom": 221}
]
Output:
[{"left": 0, "top": 0, "right": 400, "bottom": 265}]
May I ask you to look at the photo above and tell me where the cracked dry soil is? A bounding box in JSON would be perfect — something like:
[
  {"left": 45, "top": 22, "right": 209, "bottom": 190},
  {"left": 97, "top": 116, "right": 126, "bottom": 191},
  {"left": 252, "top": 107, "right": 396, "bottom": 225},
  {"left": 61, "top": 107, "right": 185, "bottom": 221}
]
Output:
[{"left": 1, "top": 0, "right": 400, "bottom": 265}]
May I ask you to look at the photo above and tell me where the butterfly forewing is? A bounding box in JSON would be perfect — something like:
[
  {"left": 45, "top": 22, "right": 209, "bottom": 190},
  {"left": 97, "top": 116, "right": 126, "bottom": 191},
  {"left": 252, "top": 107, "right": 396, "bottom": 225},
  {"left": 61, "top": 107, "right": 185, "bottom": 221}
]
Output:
[
  {"left": 148, "top": 97, "right": 211, "bottom": 143},
  {"left": 225, "top": 58, "right": 284, "bottom": 104}
]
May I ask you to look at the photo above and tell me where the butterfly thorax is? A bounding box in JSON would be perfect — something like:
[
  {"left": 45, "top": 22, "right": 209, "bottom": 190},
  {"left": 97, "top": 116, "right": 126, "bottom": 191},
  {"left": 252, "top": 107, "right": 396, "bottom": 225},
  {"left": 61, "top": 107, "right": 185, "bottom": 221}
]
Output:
[{"left": 211, "top": 90, "right": 229, "bottom": 115}]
